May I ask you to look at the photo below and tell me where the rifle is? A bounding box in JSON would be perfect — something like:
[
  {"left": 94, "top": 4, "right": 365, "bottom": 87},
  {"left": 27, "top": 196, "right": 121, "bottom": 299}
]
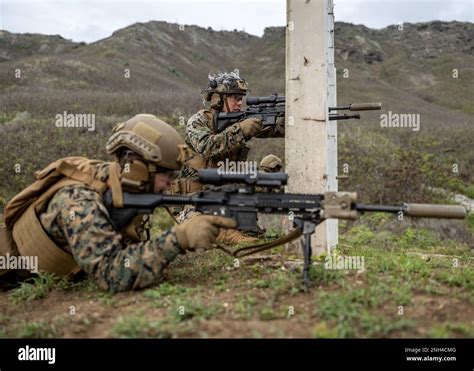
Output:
[
  {"left": 214, "top": 94, "right": 382, "bottom": 137},
  {"left": 104, "top": 169, "right": 467, "bottom": 288}
]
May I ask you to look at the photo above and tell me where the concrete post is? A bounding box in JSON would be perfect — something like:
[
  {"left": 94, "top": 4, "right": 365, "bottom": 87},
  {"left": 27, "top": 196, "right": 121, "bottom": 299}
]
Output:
[{"left": 285, "top": 0, "right": 337, "bottom": 255}]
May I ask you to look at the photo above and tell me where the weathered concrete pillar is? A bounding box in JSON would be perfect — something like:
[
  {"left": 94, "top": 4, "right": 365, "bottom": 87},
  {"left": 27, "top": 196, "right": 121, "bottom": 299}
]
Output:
[{"left": 285, "top": 0, "right": 338, "bottom": 255}]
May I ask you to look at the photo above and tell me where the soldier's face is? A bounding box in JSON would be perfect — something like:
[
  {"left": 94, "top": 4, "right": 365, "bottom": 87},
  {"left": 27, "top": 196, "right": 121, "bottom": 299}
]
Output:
[
  {"left": 153, "top": 173, "right": 172, "bottom": 193},
  {"left": 223, "top": 94, "right": 243, "bottom": 112}
]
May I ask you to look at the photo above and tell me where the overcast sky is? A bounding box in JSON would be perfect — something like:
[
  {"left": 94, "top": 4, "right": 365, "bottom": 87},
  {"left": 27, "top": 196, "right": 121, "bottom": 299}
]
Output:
[{"left": 0, "top": 0, "right": 472, "bottom": 43}]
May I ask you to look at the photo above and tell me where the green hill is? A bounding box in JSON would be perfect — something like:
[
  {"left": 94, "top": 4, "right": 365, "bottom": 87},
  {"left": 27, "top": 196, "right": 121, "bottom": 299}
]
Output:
[{"left": 0, "top": 20, "right": 473, "bottom": 206}]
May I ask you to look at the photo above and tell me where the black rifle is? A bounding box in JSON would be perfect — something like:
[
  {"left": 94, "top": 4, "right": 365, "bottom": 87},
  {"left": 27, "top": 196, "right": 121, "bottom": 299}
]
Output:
[
  {"left": 214, "top": 94, "right": 382, "bottom": 136},
  {"left": 105, "top": 170, "right": 467, "bottom": 288}
]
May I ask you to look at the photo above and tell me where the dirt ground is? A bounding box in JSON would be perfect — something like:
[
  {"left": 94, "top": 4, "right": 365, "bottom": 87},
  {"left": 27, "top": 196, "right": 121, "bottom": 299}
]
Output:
[{"left": 1, "top": 234, "right": 473, "bottom": 338}]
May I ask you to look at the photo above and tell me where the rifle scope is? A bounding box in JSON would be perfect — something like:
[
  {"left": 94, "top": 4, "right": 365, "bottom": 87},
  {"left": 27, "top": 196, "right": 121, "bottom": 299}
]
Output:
[
  {"left": 198, "top": 169, "right": 288, "bottom": 187},
  {"left": 246, "top": 95, "right": 285, "bottom": 106}
]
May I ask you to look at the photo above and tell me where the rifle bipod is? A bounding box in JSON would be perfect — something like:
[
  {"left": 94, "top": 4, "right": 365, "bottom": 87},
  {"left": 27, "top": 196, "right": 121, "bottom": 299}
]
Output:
[
  {"left": 214, "top": 218, "right": 318, "bottom": 290},
  {"left": 293, "top": 218, "right": 319, "bottom": 290}
]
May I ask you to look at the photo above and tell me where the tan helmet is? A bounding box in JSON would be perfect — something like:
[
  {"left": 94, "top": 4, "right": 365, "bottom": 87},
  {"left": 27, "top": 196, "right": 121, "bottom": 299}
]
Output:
[
  {"left": 106, "top": 114, "right": 184, "bottom": 170},
  {"left": 260, "top": 154, "right": 283, "bottom": 173}
]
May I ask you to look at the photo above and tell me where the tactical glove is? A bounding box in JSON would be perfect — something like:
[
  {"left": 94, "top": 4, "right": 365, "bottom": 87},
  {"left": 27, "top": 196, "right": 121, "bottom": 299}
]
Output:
[
  {"left": 239, "top": 118, "right": 262, "bottom": 139},
  {"left": 174, "top": 215, "right": 237, "bottom": 251}
]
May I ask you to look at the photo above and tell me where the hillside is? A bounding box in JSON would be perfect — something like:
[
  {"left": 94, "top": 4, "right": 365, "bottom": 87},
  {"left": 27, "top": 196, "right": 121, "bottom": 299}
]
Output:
[
  {"left": 0, "top": 20, "right": 473, "bottom": 205},
  {"left": 1, "top": 21, "right": 473, "bottom": 113}
]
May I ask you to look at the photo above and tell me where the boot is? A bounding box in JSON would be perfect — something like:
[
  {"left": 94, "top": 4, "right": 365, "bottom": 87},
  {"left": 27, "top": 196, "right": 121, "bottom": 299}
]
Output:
[{"left": 216, "top": 228, "right": 258, "bottom": 245}]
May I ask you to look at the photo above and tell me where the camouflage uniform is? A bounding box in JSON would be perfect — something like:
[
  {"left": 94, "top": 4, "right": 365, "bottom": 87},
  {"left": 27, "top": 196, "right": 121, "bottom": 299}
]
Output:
[
  {"left": 177, "top": 109, "right": 251, "bottom": 223},
  {"left": 180, "top": 109, "right": 248, "bottom": 181},
  {"left": 180, "top": 72, "right": 253, "bottom": 182},
  {"left": 40, "top": 183, "right": 183, "bottom": 293},
  {"left": 178, "top": 72, "right": 253, "bottom": 224},
  {"left": 1, "top": 114, "right": 235, "bottom": 292}
]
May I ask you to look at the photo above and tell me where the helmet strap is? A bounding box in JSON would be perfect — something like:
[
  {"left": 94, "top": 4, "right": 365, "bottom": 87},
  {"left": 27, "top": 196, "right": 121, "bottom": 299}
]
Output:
[
  {"left": 223, "top": 94, "right": 231, "bottom": 113},
  {"left": 117, "top": 153, "right": 153, "bottom": 193},
  {"left": 108, "top": 162, "right": 124, "bottom": 208},
  {"left": 210, "top": 93, "right": 223, "bottom": 110}
]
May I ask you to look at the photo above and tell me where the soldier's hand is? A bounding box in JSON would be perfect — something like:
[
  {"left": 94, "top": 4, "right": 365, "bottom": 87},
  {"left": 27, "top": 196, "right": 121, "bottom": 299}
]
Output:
[
  {"left": 174, "top": 215, "right": 237, "bottom": 251},
  {"left": 239, "top": 118, "right": 262, "bottom": 139}
]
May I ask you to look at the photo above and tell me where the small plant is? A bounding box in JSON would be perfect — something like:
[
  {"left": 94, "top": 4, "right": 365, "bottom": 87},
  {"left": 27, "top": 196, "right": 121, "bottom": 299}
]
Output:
[
  {"left": 399, "top": 228, "right": 439, "bottom": 250},
  {"left": 427, "top": 322, "right": 474, "bottom": 338},
  {"left": 112, "top": 315, "right": 173, "bottom": 338},
  {"left": 9, "top": 273, "right": 73, "bottom": 303},
  {"left": 463, "top": 185, "right": 474, "bottom": 199},
  {"left": 171, "top": 298, "right": 223, "bottom": 322},
  {"left": 143, "top": 282, "right": 193, "bottom": 308},
  {"left": 17, "top": 321, "right": 58, "bottom": 338},
  {"left": 233, "top": 294, "right": 257, "bottom": 320}
]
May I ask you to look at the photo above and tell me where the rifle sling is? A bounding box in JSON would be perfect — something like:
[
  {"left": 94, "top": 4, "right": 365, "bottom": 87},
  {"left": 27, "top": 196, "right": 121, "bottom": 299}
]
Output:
[
  {"left": 216, "top": 228, "right": 303, "bottom": 258},
  {"left": 166, "top": 205, "right": 303, "bottom": 259},
  {"left": 254, "top": 127, "right": 273, "bottom": 138}
]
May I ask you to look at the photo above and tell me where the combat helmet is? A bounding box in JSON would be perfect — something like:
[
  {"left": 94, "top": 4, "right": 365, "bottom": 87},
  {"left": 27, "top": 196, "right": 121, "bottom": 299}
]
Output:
[
  {"left": 260, "top": 154, "right": 283, "bottom": 173},
  {"left": 106, "top": 114, "right": 184, "bottom": 192},
  {"left": 202, "top": 71, "right": 248, "bottom": 110}
]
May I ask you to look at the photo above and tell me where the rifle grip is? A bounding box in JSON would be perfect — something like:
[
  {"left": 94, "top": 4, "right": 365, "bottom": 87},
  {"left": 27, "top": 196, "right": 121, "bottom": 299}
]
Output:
[{"left": 404, "top": 203, "right": 467, "bottom": 219}]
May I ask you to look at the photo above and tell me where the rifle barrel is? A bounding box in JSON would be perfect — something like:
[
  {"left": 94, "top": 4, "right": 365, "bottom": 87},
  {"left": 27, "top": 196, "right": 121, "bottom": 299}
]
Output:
[
  {"left": 329, "top": 102, "right": 382, "bottom": 112},
  {"left": 355, "top": 203, "right": 467, "bottom": 219},
  {"left": 329, "top": 113, "right": 360, "bottom": 121},
  {"left": 403, "top": 203, "right": 467, "bottom": 219}
]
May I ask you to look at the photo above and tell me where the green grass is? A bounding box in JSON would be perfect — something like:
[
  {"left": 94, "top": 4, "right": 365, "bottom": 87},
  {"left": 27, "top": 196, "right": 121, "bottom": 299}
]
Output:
[
  {"left": 433, "top": 268, "right": 473, "bottom": 289},
  {"left": 8, "top": 273, "right": 74, "bottom": 303},
  {"left": 17, "top": 321, "right": 58, "bottom": 338},
  {"left": 463, "top": 185, "right": 474, "bottom": 199},
  {"left": 232, "top": 294, "right": 257, "bottom": 320},
  {"left": 112, "top": 314, "right": 175, "bottom": 338},
  {"left": 467, "top": 213, "right": 474, "bottom": 233},
  {"left": 0, "top": 112, "right": 15, "bottom": 124},
  {"left": 132, "top": 219, "right": 473, "bottom": 337},
  {"left": 170, "top": 297, "right": 224, "bottom": 322},
  {"left": 2, "top": 209, "right": 472, "bottom": 338},
  {"left": 398, "top": 228, "right": 440, "bottom": 250},
  {"left": 309, "top": 263, "right": 345, "bottom": 286},
  {"left": 112, "top": 298, "right": 221, "bottom": 338},
  {"left": 313, "top": 279, "right": 415, "bottom": 337},
  {"left": 143, "top": 282, "right": 195, "bottom": 308},
  {"left": 312, "top": 222, "right": 474, "bottom": 337},
  {"left": 427, "top": 322, "right": 474, "bottom": 338},
  {"left": 144, "top": 282, "right": 223, "bottom": 322},
  {"left": 97, "top": 291, "right": 117, "bottom": 307}
]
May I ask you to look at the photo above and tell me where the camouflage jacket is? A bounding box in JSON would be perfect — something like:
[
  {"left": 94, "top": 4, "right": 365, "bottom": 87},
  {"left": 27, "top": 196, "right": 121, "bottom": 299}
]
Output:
[
  {"left": 40, "top": 184, "right": 184, "bottom": 292},
  {"left": 181, "top": 109, "right": 249, "bottom": 179}
]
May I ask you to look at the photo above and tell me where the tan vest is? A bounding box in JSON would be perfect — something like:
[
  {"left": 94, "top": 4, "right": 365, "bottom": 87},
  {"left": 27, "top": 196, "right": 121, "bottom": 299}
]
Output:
[{"left": 1, "top": 157, "right": 136, "bottom": 277}]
